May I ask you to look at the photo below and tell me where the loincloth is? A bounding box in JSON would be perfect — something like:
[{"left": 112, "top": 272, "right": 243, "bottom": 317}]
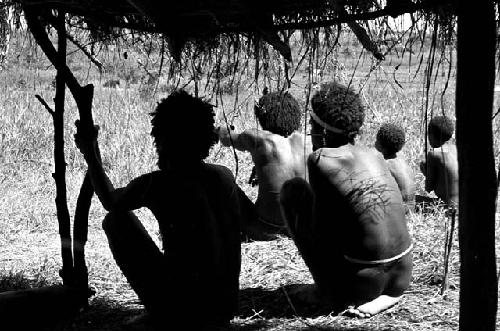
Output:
[{"left": 343, "top": 243, "right": 413, "bottom": 266}]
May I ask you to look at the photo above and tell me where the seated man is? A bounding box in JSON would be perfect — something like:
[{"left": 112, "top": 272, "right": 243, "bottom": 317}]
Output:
[
  {"left": 280, "top": 82, "right": 412, "bottom": 318},
  {"left": 418, "top": 115, "right": 459, "bottom": 209},
  {"left": 218, "top": 89, "right": 312, "bottom": 241},
  {"left": 375, "top": 122, "right": 416, "bottom": 212},
  {"left": 75, "top": 90, "right": 241, "bottom": 330}
]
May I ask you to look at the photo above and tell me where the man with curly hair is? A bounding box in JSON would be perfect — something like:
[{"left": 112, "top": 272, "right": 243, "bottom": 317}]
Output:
[
  {"left": 418, "top": 115, "right": 458, "bottom": 208},
  {"left": 375, "top": 122, "right": 416, "bottom": 212},
  {"left": 74, "top": 90, "right": 242, "bottom": 330},
  {"left": 280, "top": 81, "right": 412, "bottom": 318},
  {"left": 218, "top": 89, "right": 312, "bottom": 241}
]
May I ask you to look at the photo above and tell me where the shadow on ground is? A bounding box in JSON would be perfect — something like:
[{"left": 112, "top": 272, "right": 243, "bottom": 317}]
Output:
[
  {"left": 66, "top": 286, "right": 384, "bottom": 331},
  {"left": 238, "top": 285, "right": 339, "bottom": 319},
  {"left": 67, "top": 297, "right": 143, "bottom": 331}
]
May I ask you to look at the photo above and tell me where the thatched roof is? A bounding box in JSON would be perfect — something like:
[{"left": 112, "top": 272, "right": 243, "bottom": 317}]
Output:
[
  {"left": 15, "top": 0, "right": 460, "bottom": 61},
  {"left": 18, "top": 0, "right": 449, "bottom": 33}
]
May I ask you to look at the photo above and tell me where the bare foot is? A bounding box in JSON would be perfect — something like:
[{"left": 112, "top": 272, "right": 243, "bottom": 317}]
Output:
[{"left": 344, "top": 295, "right": 401, "bottom": 318}]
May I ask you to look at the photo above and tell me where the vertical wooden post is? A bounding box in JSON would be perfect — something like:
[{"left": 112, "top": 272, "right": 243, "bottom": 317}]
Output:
[
  {"left": 72, "top": 86, "right": 96, "bottom": 290},
  {"left": 53, "top": 10, "right": 73, "bottom": 285},
  {"left": 456, "top": 1, "right": 498, "bottom": 330}
]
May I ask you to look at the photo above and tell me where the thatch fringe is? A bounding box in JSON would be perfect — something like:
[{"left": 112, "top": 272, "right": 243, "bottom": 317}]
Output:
[{"left": 11, "top": 0, "right": 466, "bottom": 62}]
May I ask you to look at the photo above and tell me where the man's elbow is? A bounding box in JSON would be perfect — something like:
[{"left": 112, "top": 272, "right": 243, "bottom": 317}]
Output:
[{"left": 99, "top": 195, "right": 120, "bottom": 212}]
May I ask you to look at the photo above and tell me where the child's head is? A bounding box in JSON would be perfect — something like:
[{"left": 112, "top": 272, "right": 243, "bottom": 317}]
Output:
[
  {"left": 428, "top": 115, "right": 454, "bottom": 148},
  {"left": 310, "top": 81, "right": 365, "bottom": 148},
  {"left": 375, "top": 122, "right": 405, "bottom": 158},
  {"left": 150, "top": 90, "right": 218, "bottom": 170},
  {"left": 254, "top": 90, "right": 301, "bottom": 137}
]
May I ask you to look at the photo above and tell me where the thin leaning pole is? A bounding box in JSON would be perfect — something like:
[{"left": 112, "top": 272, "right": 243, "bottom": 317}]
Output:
[{"left": 25, "top": 8, "right": 97, "bottom": 291}]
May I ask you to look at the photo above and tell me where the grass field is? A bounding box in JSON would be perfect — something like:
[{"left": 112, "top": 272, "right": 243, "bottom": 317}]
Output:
[{"left": 0, "top": 30, "right": 499, "bottom": 330}]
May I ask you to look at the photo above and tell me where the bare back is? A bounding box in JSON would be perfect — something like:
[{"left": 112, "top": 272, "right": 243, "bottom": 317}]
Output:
[
  {"left": 424, "top": 143, "right": 459, "bottom": 206},
  {"left": 246, "top": 130, "right": 311, "bottom": 223},
  {"left": 385, "top": 156, "right": 416, "bottom": 207},
  {"left": 308, "top": 145, "right": 410, "bottom": 262}
]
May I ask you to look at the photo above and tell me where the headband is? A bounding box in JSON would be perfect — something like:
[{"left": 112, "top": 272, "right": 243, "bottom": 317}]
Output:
[{"left": 309, "top": 111, "right": 345, "bottom": 134}]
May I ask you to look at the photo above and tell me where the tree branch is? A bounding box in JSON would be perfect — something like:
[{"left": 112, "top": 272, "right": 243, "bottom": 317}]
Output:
[
  {"left": 66, "top": 32, "right": 103, "bottom": 71},
  {"left": 24, "top": 8, "right": 82, "bottom": 94},
  {"left": 34, "top": 94, "right": 54, "bottom": 116}
]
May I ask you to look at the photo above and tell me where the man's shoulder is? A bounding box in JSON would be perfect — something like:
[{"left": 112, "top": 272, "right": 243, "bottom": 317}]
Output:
[
  {"left": 132, "top": 171, "right": 159, "bottom": 182},
  {"left": 428, "top": 145, "right": 457, "bottom": 161},
  {"left": 287, "top": 132, "right": 310, "bottom": 151},
  {"left": 308, "top": 147, "right": 354, "bottom": 169},
  {"left": 388, "top": 157, "right": 414, "bottom": 178},
  {"left": 311, "top": 145, "right": 377, "bottom": 161},
  {"left": 241, "top": 128, "right": 272, "bottom": 140},
  {"left": 203, "top": 163, "right": 235, "bottom": 180},
  {"left": 388, "top": 155, "right": 411, "bottom": 169}
]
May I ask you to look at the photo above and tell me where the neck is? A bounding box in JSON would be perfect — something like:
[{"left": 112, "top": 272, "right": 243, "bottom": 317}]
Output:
[
  {"left": 159, "top": 156, "right": 203, "bottom": 172},
  {"left": 384, "top": 152, "right": 397, "bottom": 159}
]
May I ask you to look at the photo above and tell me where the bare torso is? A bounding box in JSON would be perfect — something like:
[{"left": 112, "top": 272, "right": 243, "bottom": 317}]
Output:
[
  {"left": 250, "top": 130, "right": 311, "bottom": 224},
  {"left": 309, "top": 145, "right": 411, "bottom": 262},
  {"left": 424, "top": 143, "right": 459, "bottom": 206},
  {"left": 385, "top": 155, "right": 416, "bottom": 209}
]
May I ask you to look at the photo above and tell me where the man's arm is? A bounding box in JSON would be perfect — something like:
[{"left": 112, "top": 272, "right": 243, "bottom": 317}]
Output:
[
  {"left": 74, "top": 122, "right": 126, "bottom": 211},
  {"left": 218, "top": 127, "right": 263, "bottom": 152},
  {"left": 422, "top": 152, "right": 438, "bottom": 193}
]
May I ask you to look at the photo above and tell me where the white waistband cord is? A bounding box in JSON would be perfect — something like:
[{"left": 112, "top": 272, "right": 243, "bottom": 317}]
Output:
[
  {"left": 310, "top": 111, "right": 345, "bottom": 134},
  {"left": 344, "top": 243, "right": 414, "bottom": 265}
]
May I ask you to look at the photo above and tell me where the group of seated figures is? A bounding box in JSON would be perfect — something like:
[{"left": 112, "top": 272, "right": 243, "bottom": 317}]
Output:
[{"left": 74, "top": 81, "right": 458, "bottom": 330}]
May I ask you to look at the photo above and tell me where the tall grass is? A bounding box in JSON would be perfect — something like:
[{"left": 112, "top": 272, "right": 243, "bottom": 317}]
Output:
[{"left": 0, "top": 30, "right": 498, "bottom": 330}]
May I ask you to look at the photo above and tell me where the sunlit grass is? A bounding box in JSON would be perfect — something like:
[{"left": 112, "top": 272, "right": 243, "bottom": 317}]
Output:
[{"left": 0, "top": 31, "right": 498, "bottom": 331}]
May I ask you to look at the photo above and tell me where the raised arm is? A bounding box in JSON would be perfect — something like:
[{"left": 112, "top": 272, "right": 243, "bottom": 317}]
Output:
[
  {"left": 217, "top": 127, "right": 264, "bottom": 152},
  {"left": 74, "top": 121, "right": 132, "bottom": 211}
]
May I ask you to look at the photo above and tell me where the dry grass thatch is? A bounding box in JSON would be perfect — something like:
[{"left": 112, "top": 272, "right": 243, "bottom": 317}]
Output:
[
  {"left": 15, "top": 0, "right": 456, "bottom": 34},
  {"left": 6, "top": 0, "right": 468, "bottom": 62}
]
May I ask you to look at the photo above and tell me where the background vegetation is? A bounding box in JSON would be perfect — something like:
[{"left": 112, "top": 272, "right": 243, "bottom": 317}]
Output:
[{"left": 0, "top": 27, "right": 499, "bottom": 330}]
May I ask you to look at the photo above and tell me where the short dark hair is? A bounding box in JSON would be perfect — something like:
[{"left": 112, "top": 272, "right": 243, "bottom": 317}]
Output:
[
  {"left": 150, "top": 90, "right": 217, "bottom": 169},
  {"left": 254, "top": 91, "right": 301, "bottom": 137},
  {"left": 428, "top": 115, "right": 454, "bottom": 143},
  {"left": 310, "top": 82, "right": 365, "bottom": 139},
  {"left": 376, "top": 122, "right": 405, "bottom": 155}
]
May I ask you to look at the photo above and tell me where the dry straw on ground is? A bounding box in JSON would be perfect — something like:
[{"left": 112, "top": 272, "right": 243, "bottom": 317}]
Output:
[{"left": 0, "top": 15, "right": 499, "bottom": 331}]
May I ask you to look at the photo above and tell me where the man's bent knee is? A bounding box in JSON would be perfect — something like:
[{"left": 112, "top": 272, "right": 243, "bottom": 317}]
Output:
[
  {"left": 281, "top": 178, "right": 311, "bottom": 202},
  {"left": 280, "top": 177, "right": 314, "bottom": 234},
  {"left": 102, "top": 210, "right": 135, "bottom": 234},
  {"left": 102, "top": 210, "right": 120, "bottom": 233}
]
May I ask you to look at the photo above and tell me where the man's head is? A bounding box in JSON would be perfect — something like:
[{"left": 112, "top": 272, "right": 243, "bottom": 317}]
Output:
[
  {"left": 428, "top": 115, "right": 454, "bottom": 148},
  {"left": 254, "top": 91, "right": 301, "bottom": 137},
  {"left": 375, "top": 122, "right": 405, "bottom": 158},
  {"left": 310, "top": 81, "right": 365, "bottom": 149},
  {"left": 150, "top": 90, "right": 218, "bottom": 170}
]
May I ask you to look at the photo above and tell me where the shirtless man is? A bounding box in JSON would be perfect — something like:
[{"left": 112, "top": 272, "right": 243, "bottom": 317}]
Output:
[
  {"left": 218, "top": 90, "right": 311, "bottom": 240},
  {"left": 419, "top": 115, "right": 459, "bottom": 208},
  {"left": 375, "top": 122, "right": 416, "bottom": 212},
  {"left": 74, "top": 90, "right": 241, "bottom": 330},
  {"left": 280, "top": 82, "right": 412, "bottom": 318}
]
